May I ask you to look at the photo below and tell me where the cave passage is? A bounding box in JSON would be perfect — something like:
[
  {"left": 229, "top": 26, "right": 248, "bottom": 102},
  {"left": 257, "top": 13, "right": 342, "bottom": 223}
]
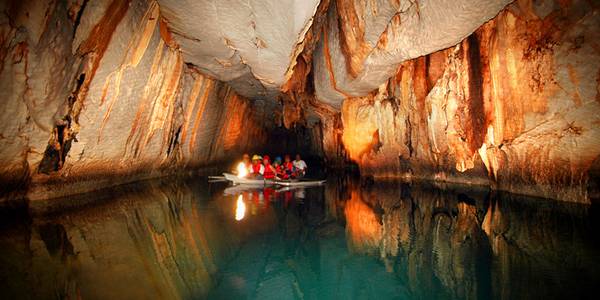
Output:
[
  {"left": 1, "top": 0, "right": 600, "bottom": 299},
  {"left": 1, "top": 0, "right": 598, "bottom": 203}
]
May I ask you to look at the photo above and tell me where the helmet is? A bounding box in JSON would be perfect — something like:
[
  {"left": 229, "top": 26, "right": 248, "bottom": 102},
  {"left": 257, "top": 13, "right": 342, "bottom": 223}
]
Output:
[
  {"left": 252, "top": 155, "right": 262, "bottom": 161},
  {"left": 263, "top": 155, "right": 270, "bottom": 162},
  {"left": 275, "top": 156, "right": 282, "bottom": 163}
]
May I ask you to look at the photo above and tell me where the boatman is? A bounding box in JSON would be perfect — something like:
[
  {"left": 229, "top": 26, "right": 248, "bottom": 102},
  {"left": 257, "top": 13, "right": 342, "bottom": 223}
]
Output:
[
  {"left": 293, "top": 154, "right": 308, "bottom": 178},
  {"left": 249, "top": 155, "right": 265, "bottom": 179}
]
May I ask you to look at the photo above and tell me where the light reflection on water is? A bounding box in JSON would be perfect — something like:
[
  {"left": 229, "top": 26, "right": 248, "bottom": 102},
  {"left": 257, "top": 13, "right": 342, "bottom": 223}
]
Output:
[
  {"left": 0, "top": 176, "right": 598, "bottom": 299},
  {"left": 235, "top": 194, "right": 246, "bottom": 221}
]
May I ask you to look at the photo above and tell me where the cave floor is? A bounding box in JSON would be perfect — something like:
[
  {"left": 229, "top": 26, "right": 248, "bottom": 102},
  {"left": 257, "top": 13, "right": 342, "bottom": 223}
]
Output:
[{"left": 0, "top": 175, "right": 598, "bottom": 299}]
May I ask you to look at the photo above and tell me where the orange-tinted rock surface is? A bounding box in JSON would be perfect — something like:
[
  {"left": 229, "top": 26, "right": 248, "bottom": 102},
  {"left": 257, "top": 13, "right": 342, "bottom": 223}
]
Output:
[
  {"left": 328, "top": 1, "right": 600, "bottom": 203},
  {"left": 312, "top": 0, "right": 512, "bottom": 107},
  {"left": 0, "top": 1, "right": 268, "bottom": 201},
  {"left": 1, "top": 0, "right": 598, "bottom": 204}
]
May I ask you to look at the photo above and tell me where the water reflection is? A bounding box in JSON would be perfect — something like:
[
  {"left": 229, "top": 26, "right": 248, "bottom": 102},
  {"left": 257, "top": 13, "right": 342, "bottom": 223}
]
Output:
[
  {"left": 340, "top": 180, "right": 600, "bottom": 299},
  {"left": 0, "top": 177, "right": 598, "bottom": 299},
  {"left": 0, "top": 179, "right": 235, "bottom": 299},
  {"left": 235, "top": 194, "right": 246, "bottom": 221}
]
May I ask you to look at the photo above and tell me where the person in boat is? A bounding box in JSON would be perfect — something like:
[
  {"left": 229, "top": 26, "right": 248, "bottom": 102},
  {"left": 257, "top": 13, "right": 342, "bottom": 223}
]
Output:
[
  {"left": 235, "top": 153, "right": 252, "bottom": 177},
  {"left": 283, "top": 155, "right": 295, "bottom": 179},
  {"left": 249, "top": 154, "right": 264, "bottom": 179},
  {"left": 273, "top": 156, "right": 285, "bottom": 179},
  {"left": 262, "top": 155, "right": 278, "bottom": 180},
  {"left": 293, "top": 154, "right": 308, "bottom": 178}
]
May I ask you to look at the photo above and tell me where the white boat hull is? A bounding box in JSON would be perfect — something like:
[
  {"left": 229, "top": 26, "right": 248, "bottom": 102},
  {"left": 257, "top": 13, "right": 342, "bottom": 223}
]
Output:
[
  {"left": 223, "top": 173, "right": 275, "bottom": 185},
  {"left": 222, "top": 173, "right": 325, "bottom": 187}
]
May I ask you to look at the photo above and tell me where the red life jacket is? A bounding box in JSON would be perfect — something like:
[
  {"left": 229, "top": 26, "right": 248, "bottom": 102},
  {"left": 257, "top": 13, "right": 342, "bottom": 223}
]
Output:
[
  {"left": 264, "top": 164, "right": 275, "bottom": 179},
  {"left": 283, "top": 162, "right": 295, "bottom": 178},
  {"left": 252, "top": 163, "right": 263, "bottom": 174},
  {"left": 275, "top": 165, "right": 287, "bottom": 179},
  {"left": 283, "top": 162, "right": 294, "bottom": 171}
]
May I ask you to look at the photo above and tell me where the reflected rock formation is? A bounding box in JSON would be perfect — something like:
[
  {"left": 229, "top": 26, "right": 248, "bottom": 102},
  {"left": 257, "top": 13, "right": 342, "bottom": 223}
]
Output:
[
  {"left": 342, "top": 179, "right": 599, "bottom": 299},
  {"left": 0, "top": 179, "right": 239, "bottom": 299},
  {"left": 1, "top": 177, "right": 598, "bottom": 299},
  {"left": 345, "top": 189, "right": 382, "bottom": 256}
]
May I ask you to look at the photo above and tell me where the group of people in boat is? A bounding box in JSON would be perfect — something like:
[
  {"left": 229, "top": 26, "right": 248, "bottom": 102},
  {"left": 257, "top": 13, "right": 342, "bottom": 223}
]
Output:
[{"left": 236, "top": 153, "right": 308, "bottom": 180}]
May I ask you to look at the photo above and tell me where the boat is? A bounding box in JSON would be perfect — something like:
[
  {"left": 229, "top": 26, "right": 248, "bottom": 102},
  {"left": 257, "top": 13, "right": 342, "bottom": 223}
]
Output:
[
  {"left": 274, "top": 179, "right": 326, "bottom": 187},
  {"left": 222, "top": 173, "right": 326, "bottom": 187},
  {"left": 223, "top": 184, "right": 311, "bottom": 195},
  {"left": 223, "top": 173, "right": 276, "bottom": 185}
]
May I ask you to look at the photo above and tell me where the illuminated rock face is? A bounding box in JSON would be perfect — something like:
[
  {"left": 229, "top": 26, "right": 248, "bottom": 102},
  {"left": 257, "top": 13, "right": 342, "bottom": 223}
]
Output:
[
  {"left": 0, "top": 0, "right": 268, "bottom": 201},
  {"left": 333, "top": 1, "right": 600, "bottom": 203},
  {"left": 155, "top": 0, "right": 511, "bottom": 103},
  {"left": 1, "top": 0, "right": 598, "bottom": 203},
  {"left": 313, "top": 0, "right": 512, "bottom": 108}
]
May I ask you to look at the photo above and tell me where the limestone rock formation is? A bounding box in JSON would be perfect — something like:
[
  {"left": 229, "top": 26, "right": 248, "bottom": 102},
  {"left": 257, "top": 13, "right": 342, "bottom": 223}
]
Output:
[
  {"left": 1, "top": 0, "right": 599, "bottom": 204},
  {"left": 313, "top": 0, "right": 512, "bottom": 108},
  {"left": 0, "top": 0, "right": 268, "bottom": 201},
  {"left": 158, "top": 0, "right": 321, "bottom": 99},
  {"left": 331, "top": 0, "right": 600, "bottom": 203}
]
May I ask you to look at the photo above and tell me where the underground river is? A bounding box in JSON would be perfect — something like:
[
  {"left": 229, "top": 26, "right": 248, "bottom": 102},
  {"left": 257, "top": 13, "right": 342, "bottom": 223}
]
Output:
[{"left": 0, "top": 176, "right": 598, "bottom": 299}]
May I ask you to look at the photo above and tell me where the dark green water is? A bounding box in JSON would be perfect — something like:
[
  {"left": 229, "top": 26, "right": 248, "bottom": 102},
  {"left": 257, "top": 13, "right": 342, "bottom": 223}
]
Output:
[{"left": 0, "top": 176, "right": 598, "bottom": 299}]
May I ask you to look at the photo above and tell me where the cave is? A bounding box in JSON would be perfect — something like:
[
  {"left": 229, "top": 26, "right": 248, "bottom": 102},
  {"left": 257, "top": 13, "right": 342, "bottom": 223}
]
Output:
[{"left": 0, "top": 0, "right": 599, "bottom": 298}]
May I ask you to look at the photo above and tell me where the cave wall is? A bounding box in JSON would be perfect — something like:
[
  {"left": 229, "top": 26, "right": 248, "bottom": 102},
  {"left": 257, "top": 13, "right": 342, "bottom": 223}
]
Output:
[
  {"left": 1, "top": 0, "right": 598, "bottom": 204},
  {"left": 0, "top": 0, "right": 268, "bottom": 202},
  {"left": 329, "top": 0, "right": 600, "bottom": 203},
  {"left": 312, "top": 0, "right": 513, "bottom": 107}
]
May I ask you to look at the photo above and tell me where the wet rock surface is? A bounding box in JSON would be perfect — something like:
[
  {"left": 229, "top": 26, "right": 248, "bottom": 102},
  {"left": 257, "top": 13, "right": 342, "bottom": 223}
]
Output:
[
  {"left": 312, "top": 0, "right": 512, "bottom": 107},
  {"left": 0, "top": 0, "right": 599, "bottom": 204},
  {"left": 0, "top": 1, "right": 269, "bottom": 201},
  {"left": 330, "top": 0, "right": 600, "bottom": 203}
]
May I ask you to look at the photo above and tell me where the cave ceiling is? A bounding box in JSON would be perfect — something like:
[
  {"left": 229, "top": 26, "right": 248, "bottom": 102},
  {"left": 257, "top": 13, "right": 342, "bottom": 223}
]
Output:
[{"left": 158, "top": 0, "right": 512, "bottom": 107}]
